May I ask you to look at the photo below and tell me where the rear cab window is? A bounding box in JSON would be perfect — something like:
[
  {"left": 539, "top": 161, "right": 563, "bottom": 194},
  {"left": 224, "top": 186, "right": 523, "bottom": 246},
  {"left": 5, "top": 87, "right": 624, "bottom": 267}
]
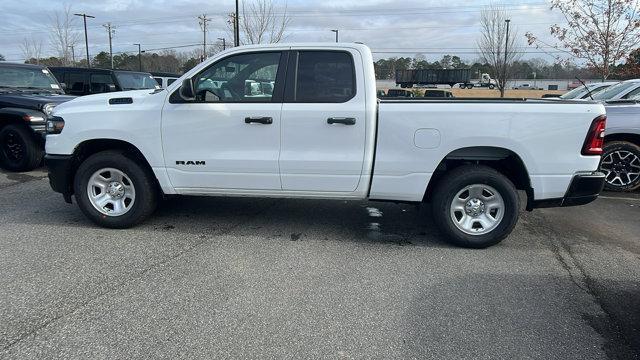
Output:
[{"left": 285, "top": 50, "right": 356, "bottom": 103}]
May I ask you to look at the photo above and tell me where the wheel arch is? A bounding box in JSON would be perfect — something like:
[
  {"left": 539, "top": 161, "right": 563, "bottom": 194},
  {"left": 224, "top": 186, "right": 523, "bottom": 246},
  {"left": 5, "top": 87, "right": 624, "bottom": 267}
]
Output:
[
  {"left": 423, "top": 146, "right": 533, "bottom": 208},
  {"left": 68, "top": 138, "right": 161, "bottom": 195},
  {"left": 604, "top": 132, "right": 640, "bottom": 147}
]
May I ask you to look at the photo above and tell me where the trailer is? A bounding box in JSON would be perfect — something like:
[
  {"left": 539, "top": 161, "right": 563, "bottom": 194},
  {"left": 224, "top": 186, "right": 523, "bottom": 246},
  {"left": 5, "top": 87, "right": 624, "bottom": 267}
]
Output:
[{"left": 395, "top": 68, "right": 471, "bottom": 88}]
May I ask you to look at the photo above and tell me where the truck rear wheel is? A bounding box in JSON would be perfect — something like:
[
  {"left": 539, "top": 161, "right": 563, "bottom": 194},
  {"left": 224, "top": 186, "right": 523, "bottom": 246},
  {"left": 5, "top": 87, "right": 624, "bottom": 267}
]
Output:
[
  {"left": 488, "top": 84, "right": 495, "bottom": 89},
  {"left": 0, "top": 124, "right": 43, "bottom": 172},
  {"left": 431, "top": 165, "right": 519, "bottom": 248},
  {"left": 73, "top": 150, "right": 158, "bottom": 228},
  {"left": 600, "top": 141, "right": 640, "bottom": 192},
  {"left": 466, "top": 84, "right": 473, "bottom": 89}
]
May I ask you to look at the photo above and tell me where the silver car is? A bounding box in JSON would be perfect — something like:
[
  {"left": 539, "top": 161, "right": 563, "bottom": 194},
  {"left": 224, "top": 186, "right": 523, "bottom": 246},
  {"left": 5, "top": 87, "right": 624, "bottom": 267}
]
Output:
[
  {"left": 592, "top": 79, "right": 640, "bottom": 101},
  {"left": 600, "top": 103, "right": 640, "bottom": 191}
]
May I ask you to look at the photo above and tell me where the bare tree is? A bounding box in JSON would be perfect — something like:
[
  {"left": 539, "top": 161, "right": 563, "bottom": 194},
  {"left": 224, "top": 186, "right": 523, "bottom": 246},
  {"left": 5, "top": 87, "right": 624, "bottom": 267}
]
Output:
[
  {"left": 240, "top": 0, "right": 291, "bottom": 44},
  {"left": 477, "top": 4, "right": 521, "bottom": 97},
  {"left": 49, "top": 4, "right": 79, "bottom": 65},
  {"left": 526, "top": 0, "right": 640, "bottom": 80},
  {"left": 21, "top": 37, "right": 43, "bottom": 64}
]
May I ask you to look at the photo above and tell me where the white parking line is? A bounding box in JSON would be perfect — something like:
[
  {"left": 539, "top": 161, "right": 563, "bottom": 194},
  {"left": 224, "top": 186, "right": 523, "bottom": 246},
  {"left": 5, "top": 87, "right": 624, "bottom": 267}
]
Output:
[{"left": 599, "top": 195, "right": 640, "bottom": 201}]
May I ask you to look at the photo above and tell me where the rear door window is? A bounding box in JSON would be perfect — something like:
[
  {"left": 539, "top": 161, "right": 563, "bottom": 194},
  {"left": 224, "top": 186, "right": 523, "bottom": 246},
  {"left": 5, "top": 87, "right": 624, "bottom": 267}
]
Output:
[
  {"left": 289, "top": 51, "right": 355, "bottom": 103},
  {"left": 90, "top": 73, "right": 116, "bottom": 93},
  {"left": 67, "top": 72, "right": 86, "bottom": 95}
]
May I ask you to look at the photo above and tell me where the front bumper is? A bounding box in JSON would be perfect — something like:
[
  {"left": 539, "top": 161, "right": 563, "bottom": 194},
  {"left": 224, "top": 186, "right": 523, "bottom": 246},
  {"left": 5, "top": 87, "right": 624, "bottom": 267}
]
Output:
[
  {"left": 45, "top": 154, "right": 74, "bottom": 203},
  {"left": 531, "top": 172, "right": 606, "bottom": 209}
]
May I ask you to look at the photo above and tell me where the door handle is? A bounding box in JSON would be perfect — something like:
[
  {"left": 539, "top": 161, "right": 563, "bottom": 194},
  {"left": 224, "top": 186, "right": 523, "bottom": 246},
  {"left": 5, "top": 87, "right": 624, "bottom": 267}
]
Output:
[
  {"left": 245, "top": 116, "right": 273, "bottom": 124},
  {"left": 327, "top": 117, "right": 356, "bottom": 125}
]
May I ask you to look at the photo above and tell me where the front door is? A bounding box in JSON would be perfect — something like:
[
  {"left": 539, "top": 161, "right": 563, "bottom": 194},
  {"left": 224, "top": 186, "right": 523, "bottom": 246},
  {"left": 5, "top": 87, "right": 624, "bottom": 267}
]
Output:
[
  {"left": 162, "top": 51, "right": 287, "bottom": 192},
  {"left": 279, "top": 50, "right": 367, "bottom": 192}
]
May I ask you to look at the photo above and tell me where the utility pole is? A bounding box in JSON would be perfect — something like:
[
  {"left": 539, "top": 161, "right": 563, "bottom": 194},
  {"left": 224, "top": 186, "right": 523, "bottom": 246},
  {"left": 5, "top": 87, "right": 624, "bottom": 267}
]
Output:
[
  {"left": 331, "top": 29, "right": 339, "bottom": 43},
  {"left": 198, "top": 14, "right": 211, "bottom": 61},
  {"left": 504, "top": 19, "right": 510, "bottom": 84},
  {"left": 234, "top": 0, "right": 240, "bottom": 46},
  {"left": 68, "top": 45, "right": 75, "bottom": 64},
  {"left": 133, "top": 43, "right": 142, "bottom": 71},
  {"left": 103, "top": 23, "right": 115, "bottom": 69},
  {"left": 218, "top": 37, "right": 226, "bottom": 50},
  {"left": 74, "top": 13, "right": 95, "bottom": 68}
]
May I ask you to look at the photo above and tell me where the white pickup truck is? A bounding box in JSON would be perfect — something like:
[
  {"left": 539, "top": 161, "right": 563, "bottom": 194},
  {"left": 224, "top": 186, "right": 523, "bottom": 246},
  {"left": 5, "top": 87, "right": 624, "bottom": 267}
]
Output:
[{"left": 45, "top": 43, "right": 607, "bottom": 248}]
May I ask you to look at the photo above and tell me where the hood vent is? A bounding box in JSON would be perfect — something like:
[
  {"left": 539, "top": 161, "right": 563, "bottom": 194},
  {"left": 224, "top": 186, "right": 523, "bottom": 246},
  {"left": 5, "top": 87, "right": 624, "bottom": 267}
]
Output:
[{"left": 109, "top": 97, "right": 133, "bottom": 105}]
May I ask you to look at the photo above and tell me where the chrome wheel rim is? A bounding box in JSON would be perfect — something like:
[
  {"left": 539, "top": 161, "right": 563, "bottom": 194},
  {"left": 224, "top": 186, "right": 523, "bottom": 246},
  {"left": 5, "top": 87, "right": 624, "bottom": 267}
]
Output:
[
  {"left": 450, "top": 184, "right": 504, "bottom": 235},
  {"left": 87, "top": 168, "right": 135, "bottom": 216},
  {"left": 600, "top": 150, "right": 640, "bottom": 187}
]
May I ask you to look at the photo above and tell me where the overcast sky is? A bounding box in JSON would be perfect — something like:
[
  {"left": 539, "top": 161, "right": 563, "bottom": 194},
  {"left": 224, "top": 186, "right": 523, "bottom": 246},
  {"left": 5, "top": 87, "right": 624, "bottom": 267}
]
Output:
[{"left": 0, "top": 0, "right": 565, "bottom": 63}]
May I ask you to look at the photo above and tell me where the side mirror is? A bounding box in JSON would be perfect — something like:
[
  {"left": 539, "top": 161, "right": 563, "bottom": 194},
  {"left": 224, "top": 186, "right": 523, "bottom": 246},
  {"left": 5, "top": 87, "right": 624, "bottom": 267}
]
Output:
[{"left": 180, "top": 78, "right": 195, "bottom": 100}]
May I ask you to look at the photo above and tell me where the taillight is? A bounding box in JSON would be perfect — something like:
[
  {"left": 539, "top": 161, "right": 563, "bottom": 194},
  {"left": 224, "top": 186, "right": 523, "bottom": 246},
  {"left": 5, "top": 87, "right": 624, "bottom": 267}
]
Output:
[{"left": 581, "top": 115, "right": 606, "bottom": 156}]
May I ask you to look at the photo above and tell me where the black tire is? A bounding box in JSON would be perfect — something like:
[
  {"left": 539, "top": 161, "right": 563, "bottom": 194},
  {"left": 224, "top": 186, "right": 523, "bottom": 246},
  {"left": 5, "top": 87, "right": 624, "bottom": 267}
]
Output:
[
  {"left": 488, "top": 84, "right": 495, "bottom": 89},
  {"left": 466, "top": 84, "right": 473, "bottom": 89},
  {"left": 0, "top": 124, "right": 43, "bottom": 172},
  {"left": 459, "top": 84, "right": 465, "bottom": 89},
  {"left": 600, "top": 141, "right": 640, "bottom": 192},
  {"left": 431, "top": 165, "right": 519, "bottom": 248},
  {"left": 73, "top": 150, "right": 158, "bottom": 228}
]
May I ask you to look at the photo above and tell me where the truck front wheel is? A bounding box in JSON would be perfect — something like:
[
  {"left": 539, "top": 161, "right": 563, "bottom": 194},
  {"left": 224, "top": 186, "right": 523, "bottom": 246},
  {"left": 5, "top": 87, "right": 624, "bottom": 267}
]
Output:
[
  {"left": 73, "top": 150, "right": 158, "bottom": 228},
  {"left": 431, "top": 165, "right": 519, "bottom": 248},
  {"left": 0, "top": 124, "right": 43, "bottom": 172},
  {"left": 488, "top": 84, "right": 495, "bottom": 89}
]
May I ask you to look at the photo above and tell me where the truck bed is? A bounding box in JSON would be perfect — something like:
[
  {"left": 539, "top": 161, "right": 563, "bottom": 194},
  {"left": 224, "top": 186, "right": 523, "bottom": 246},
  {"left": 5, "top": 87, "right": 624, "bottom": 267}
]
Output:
[{"left": 369, "top": 99, "right": 605, "bottom": 201}]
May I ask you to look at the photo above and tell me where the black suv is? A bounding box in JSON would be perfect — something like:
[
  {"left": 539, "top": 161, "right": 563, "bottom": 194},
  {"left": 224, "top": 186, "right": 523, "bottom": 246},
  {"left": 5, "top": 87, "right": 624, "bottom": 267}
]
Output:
[
  {"left": 0, "top": 63, "right": 74, "bottom": 171},
  {"left": 49, "top": 67, "right": 159, "bottom": 96}
]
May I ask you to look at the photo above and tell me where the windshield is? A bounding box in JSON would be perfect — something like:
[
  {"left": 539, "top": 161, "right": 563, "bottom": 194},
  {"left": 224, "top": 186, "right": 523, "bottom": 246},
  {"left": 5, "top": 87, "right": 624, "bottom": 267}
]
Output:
[
  {"left": 114, "top": 71, "right": 159, "bottom": 90},
  {"left": 0, "top": 66, "right": 63, "bottom": 92},
  {"left": 561, "top": 84, "right": 609, "bottom": 99},
  {"left": 592, "top": 81, "right": 638, "bottom": 100}
]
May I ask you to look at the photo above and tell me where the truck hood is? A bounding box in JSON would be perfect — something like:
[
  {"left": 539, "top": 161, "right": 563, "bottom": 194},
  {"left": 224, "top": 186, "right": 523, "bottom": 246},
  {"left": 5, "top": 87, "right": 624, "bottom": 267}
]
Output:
[
  {"left": 0, "top": 92, "right": 75, "bottom": 112},
  {"left": 53, "top": 89, "right": 165, "bottom": 113}
]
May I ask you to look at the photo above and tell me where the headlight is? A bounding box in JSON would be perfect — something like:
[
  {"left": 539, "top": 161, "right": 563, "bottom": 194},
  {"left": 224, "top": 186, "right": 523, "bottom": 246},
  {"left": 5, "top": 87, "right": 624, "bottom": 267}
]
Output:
[
  {"left": 42, "top": 103, "right": 56, "bottom": 117},
  {"left": 46, "top": 116, "right": 65, "bottom": 134}
]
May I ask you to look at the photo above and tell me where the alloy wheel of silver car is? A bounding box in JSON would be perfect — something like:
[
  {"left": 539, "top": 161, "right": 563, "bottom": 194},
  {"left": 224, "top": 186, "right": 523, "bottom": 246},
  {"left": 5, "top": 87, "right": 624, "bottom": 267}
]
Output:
[
  {"left": 600, "top": 150, "right": 640, "bottom": 187},
  {"left": 87, "top": 168, "right": 136, "bottom": 216},
  {"left": 450, "top": 184, "right": 505, "bottom": 235}
]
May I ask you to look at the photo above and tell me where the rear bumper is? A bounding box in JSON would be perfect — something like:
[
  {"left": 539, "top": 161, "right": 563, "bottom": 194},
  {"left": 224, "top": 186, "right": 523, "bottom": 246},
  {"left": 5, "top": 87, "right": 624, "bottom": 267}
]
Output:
[
  {"left": 45, "top": 154, "right": 73, "bottom": 203},
  {"left": 531, "top": 172, "right": 605, "bottom": 209}
]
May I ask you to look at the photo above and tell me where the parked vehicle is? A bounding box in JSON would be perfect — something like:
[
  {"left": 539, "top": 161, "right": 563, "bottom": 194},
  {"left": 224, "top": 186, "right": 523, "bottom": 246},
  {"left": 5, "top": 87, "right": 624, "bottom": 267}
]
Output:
[
  {"left": 151, "top": 72, "right": 181, "bottom": 89},
  {"left": 559, "top": 82, "right": 614, "bottom": 100},
  {"left": 598, "top": 102, "right": 640, "bottom": 191},
  {"left": 591, "top": 79, "right": 640, "bottom": 101},
  {"left": 512, "top": 84, "right": 542, "bottom": 90},
  {"left": 0, "top": 63, "right": 74, "bottom": 171},
  {"left": 423, "top": 89, "right": 454, "bottom": 98},
  {"left": 385, "top": 89, "right": 415, "bottom": 97},
  {"left": 49, "top": 67, "right": 159, "bottom": 96},
  {"left": 45, "top": 43, "right": 606, "bottom": 248},
  {"left": 542, "top": 82, "right": 614, "bottom": 101},
  {"left": 459, "top": 73, "right": 496, "bottom": 89},
  {"left": 396, "top": 68, "right": 471, "bottom": 88}
]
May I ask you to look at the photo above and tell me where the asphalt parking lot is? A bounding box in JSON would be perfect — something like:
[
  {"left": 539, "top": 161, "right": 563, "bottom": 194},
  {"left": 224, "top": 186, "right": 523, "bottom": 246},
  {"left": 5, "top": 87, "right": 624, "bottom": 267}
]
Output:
[{"left": 0, "top": 168, "right": 638, "bottom": 359}]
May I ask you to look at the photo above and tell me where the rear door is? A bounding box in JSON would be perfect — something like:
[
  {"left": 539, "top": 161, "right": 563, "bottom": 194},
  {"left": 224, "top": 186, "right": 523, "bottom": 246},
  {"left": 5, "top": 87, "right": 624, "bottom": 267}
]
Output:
[{"left": 279, "top": 49, "right": 367, "bottom": 192}]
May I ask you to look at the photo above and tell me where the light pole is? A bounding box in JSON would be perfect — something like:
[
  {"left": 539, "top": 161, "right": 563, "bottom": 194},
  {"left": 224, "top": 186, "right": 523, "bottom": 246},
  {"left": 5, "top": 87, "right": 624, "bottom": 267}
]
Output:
[
  {"left": 331, "top": 29, "right": 339, "bottom": 42},
  {"left": 218, "top": 37, "right": 226, "bottom": 50},
  {"left": 68, "top": 45, "right": 75, "bottom": 64},
  {"left": 74, "top": 13, "right": 95, "bottom": 68},
  {"left": 504, "top": 19, "right": 510, "bottom": 78},
  {"left": 133, "top": 43, "right": 142, "bottom": 71},
  {"left": 234, "top": 0, "right": 240, "bottom": 46}
]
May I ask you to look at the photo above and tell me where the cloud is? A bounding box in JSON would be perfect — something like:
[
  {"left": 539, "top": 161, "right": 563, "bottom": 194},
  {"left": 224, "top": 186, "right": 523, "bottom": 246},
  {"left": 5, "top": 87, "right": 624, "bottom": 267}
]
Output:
[{"left": 0, "top": 0, "right": 563, "bottom": 63}]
